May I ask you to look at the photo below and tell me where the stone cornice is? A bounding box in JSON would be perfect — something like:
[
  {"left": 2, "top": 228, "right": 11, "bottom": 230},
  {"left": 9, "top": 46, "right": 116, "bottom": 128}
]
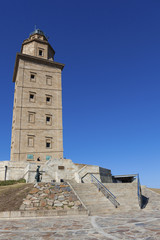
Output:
[{"left": 12, "top": 53, "right": 65, "bottom": 82}]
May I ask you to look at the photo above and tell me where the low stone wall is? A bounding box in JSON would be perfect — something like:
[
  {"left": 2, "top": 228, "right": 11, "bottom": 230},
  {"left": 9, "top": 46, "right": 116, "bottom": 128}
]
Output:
[{"left": 20, "top": 182, "right": 84, "bottom": 211}]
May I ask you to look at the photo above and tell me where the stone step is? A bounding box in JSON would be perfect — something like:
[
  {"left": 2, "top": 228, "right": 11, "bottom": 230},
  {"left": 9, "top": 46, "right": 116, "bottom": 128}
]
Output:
[{"left": 68, "top": 181, "right": 141, "bottom": 215}]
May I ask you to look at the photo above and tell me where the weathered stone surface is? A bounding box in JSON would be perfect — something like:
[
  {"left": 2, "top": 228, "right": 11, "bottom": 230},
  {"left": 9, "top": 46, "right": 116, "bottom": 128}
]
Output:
[
  {"left": 29, "top": 188, "right": 39, "bottom": 194},
  {"left": 48, "top": 193, "right": 55, "bottom": 199},
  {"left": 54, "top": 202, "right": 63, "bottom": 207},
  {"left": 44, "top": 189, "right": 50, "bottom": 194},
  {"left": 68, "top": 202, "right": 74, "bottom": 206},
  {"left": 23, "top": 200, "right": 31, "bottom": 205},
  {"left": 19, "top": 204, "right": 25, "bottom": 210},
  {"left": 47, "top": 199, "right": 54, "bottom": 206},
  {"left": 58, "top": 195, "right": 65, "bottom": 201},
  {"left": 40, "top": 199, "right": 47, "bottom": 207},
  {"left": 10, "top": 31, "right": 63, "bottom": 162},
  {"left": 20, "top": 182, "right": 83, "bottom": 211},
  {"left": 69, "top": 195, "right": 78, "bottom": 202}
]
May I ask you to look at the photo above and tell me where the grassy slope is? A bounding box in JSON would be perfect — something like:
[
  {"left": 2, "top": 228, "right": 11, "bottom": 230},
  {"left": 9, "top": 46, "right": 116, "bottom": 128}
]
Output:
[{"left": 0, "top": 183, "right": 33, "bottom": 211}]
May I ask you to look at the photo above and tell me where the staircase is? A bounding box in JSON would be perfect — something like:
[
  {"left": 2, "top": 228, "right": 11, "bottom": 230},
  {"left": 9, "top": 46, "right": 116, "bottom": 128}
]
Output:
[
  {"left": 104, "top": 182, "right": 140, "bottom": 212},
  {"left": 68, "top": 181, "right": 140, "bottom": 215}
]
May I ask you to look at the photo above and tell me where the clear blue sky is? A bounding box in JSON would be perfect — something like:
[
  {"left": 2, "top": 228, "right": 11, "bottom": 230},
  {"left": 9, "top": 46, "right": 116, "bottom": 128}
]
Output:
[{"left": 0, "top": 0, "right": 160, "bottom": 188}]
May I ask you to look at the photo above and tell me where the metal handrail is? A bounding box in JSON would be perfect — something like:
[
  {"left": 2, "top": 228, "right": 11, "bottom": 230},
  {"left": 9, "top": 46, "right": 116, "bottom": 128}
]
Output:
[{"left": 81, "top": 173, "right": 120, "bottom": 208}]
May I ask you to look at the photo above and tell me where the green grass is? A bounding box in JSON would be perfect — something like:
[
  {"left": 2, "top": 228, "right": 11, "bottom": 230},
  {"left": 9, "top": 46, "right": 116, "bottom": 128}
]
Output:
[{"left": 0, "top": 179, "right": 26, "bottom": 186}]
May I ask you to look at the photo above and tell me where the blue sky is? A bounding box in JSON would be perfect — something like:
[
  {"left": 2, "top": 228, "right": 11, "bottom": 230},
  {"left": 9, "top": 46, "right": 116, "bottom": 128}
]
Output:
[{"left": 0, "top": 0, "right": 160, "bottom": 187}]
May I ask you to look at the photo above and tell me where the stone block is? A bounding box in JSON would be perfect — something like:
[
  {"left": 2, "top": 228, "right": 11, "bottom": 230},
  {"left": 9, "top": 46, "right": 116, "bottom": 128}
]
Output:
[
  {"left": 47, "top": 199, "right": 54, "bottom": 206},
  {"left": 23, "top": 200, "right": 31, "bottom": 205},
  {"left": 29, "top": 188, "right": 39, "bottom": 194},
  {"left": 54, "top": 202, "right": 63, "bottom": 207},
  {"left": 40, "top": 199, "right": 47, "bottom": 207}
]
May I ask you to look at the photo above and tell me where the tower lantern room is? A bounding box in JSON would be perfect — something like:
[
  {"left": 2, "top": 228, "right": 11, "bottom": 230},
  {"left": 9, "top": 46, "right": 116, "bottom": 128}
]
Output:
[{"left": 21, "top": 29, "right": 55, "bottom": 60}]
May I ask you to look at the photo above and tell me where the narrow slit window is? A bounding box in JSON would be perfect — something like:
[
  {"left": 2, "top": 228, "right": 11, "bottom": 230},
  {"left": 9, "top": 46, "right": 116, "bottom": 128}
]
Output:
[
  {"left": 30, "top": 73, "right": 36, "bottom": 82},
  {"left": 46, "top": 138, "right": 52, "bottom": 149},
  {"left": 39, "top": 49, "right": 43, "bottom": 56},
  {"left": 29, "top": 92, "right": 36, "bottom": 102},
  {"left": 46, "top": 115, "right": 52, "bottom": 125},
  {"left": 46, "top": 95, "right": 52, "bottom": 105}
]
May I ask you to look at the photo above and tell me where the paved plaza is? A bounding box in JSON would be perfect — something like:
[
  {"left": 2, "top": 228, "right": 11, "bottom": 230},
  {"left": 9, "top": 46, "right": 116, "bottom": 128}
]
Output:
[{"left": 0, "top": 210, "right": 159, "bottom": 239}]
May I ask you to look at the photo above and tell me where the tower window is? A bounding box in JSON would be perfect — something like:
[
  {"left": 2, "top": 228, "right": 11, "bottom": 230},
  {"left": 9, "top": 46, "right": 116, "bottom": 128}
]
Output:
[
  {"left": 38, "top": 48, "right": 44, "bottom": 56},
  {"left": 28, "top": 135, "right": 34, "bottom": 147},
  {"left": 46, "top": 76, "right": 52, "bottom": 86},
  {"left": 28, "top": 112, "right": 35, "bottom": 123},
  {"left": 46, "top": 138, "right": 52, "bottom": 148},
  {"left": 46, "top": 95, "right": 52, "bottom": 105},
  {"left": 30, "top": 73, "right": 36, "bottom": 82},
  {"left": 29, "top": 92, "right": 36, "bottom": 102},
  {"left": 46, "top": 115, "right": 52, "bottom": 125}
]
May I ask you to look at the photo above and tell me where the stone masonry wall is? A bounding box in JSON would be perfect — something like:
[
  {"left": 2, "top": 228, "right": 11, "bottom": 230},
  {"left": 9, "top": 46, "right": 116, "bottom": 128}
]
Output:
[{"left": 20, "top": 182, "right": 83, "bottom": 211}]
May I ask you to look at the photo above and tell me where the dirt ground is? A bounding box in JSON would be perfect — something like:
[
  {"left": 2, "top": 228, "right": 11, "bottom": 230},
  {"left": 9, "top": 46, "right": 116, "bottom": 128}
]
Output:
[{"left": 0, "top": 183, "right": 33, "bottom": 211}]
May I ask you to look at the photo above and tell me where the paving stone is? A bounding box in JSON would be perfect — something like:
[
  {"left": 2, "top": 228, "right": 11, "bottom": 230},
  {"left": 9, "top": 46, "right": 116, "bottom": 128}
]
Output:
[{"left": 0, "top": 211, "right": 160, "bottom": 239}]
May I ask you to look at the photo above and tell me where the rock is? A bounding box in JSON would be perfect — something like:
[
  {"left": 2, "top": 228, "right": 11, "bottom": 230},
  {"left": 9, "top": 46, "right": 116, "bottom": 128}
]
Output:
[
  {"left": 60, "top": 184, "right": 66, "bottom": 188},
  {"left": 69, "top": 195, "right": 78, "bottom": 202},
  {"left": 29, "top": 188, "right": 39, "bottom": 194},
  {"left": 40, "top": 199, "right": 47, "bottom": 207},
  {"left": 54, "top": 195, "right": 58, "bottom": 200},
  {"left": 54, "top": 200, "right": 61, "bottom": 204},
  {"left": 47, "top": 206, "right": 53, "bottom": 210},
  {"left": 54, "top": 203, "right": 63, "bottom": 207},
  {"left": 68, "top": 202, "right": 74, "bottom": 207},
  {"left": 47, "top": 199, "right": 54, "bottom": 206},
  {"left": 48, "top": 193, "right": 55, "bottom": 199},
  {"left": 19, "top": 204, "right": 25, "bottom": 210},
  {"left": 66, "top": 187, "right": 71, "bottom": 192},
  {"left": 26, "top": 194, "right": 32, "bottom": 200},
  {"left": 44, "top": 189, "right": 50, "bottom": 194},
  {"left": 62, "top": 201, "right": 68, "bottom": 205},
  {"left": 33, "top": 202, "right": 39, "bottom": 207},
  {"left": 74, "top": 201, "right": 81, "bottom": 206},
  {"left": 40, "top": 193, "right": 47, "bottom": 198},
  {"left": 64, "top": 193, "right": 69, "bottom": 197},
  {"left": 55, "top": 206, "right": 63, "bottom": 210},
  {"left": 24, "top": 207, "right": 37, "bottom": 211},
  {"left": 64, "top": 205, "right": 70, "bottom": 210},
  {"left": 32, "top": 199, "right": 39, "bottom": 203},
  {"left": 71, "top": 206, "right": 78, "bottom": 209},
  {"left": 23, "top": 200, "right": 31, "bottom": 205},
  {"left": 58, "top": 195, "right": 65, "bottom": 201}
]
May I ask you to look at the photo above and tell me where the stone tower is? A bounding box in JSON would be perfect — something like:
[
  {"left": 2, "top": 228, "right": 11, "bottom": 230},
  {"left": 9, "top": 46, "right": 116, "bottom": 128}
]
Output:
[{"left": 10, "top": 29, "right": 64, "bottom": 162}]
